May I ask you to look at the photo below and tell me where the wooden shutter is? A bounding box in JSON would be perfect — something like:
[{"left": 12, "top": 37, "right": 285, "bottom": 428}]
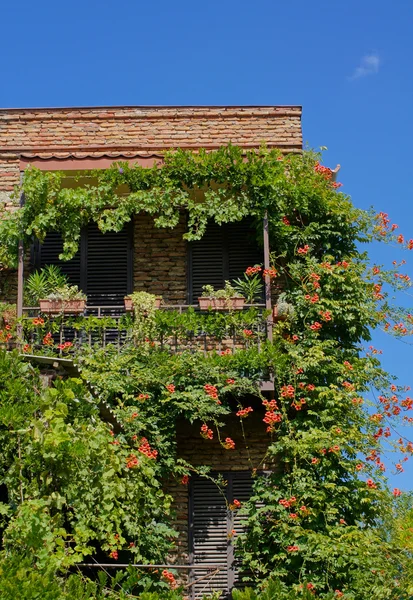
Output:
[
  {"left": 190, "top": 477, "right": 229, "bottom": 598},
  {"left": 189, "top": 471, "right": 254, "bottom": 599},
  {"left": 36, "top": 232, "right": 81, "bottom": 288},
  {"left": 227, "top": 221, "right": 262, "bottom": 282},
  {"left": 34, "top": 223, "right": 133, "bottom": 306},
  {"left": 189, "top": 222, "right": 226, "bottom": 303},
  {"left": 230, "top": 472, "right": 254, "bottom": 590},
  {"left": 189, "top": 219, "right": 263, "bottom": 303},
  {"left": 85, "top": 223, "right": 133, "bottom": 306}
]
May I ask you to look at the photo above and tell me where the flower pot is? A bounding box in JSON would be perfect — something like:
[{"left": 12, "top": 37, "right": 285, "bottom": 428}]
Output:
[
  {"left": 2, "top": 308, "right": 16, "bottom": 324},
  {"left": 124, "top": 296, "right": 162, "bottom": 312},
  {"left": 198, "top": 297, "right": 245, "bottom": 310},
  {"left": 124, "top": 297, "right": 134, "bottom": 311},
  {"left": 39, "top": 299, "right": 86, "bottom": 314},
  {"left": 273, "top": 305, "right": 288, "bottom": 322}
]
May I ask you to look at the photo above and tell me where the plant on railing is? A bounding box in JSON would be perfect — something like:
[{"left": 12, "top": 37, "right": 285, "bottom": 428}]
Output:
[
  {"left": 200, "top": 281, "right": 245, "bottom": 310},
  {"left": 233, "top": 267, "right": 264, "bottom": 304},
  {"left": 39, "top": 284, "right": 87, "bottom": 315},
  {"left": 25, "top": 264, "right": 69, "bottom": 306},
  {"left": 44, "top": 284, "right": 86, "bottom": 302},
  {"left": 0, "top": 301, "right": 16, "bottom": 324},
  {"left": 272, "top": 293, "right": 295, "bottom": 322},
  {"left": 128, "top": 291, "right": 160, "bottom": 343}
]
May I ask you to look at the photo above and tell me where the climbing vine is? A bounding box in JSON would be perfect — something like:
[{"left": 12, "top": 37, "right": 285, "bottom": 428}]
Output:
[{"left": 0, "top": 146, "right": 413, "bottom": 598}]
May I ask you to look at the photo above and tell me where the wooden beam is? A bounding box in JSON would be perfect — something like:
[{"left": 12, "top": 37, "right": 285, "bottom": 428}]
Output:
[
  {"left": 16, "top": 174, "right": 24, "bottom": 344},
  {"left": 263, "top": 212, "right": 273, "bottom": 342}
]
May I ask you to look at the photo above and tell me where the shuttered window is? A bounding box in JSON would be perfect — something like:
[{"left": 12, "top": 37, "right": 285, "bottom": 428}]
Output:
[
  {"left": 33, "top": 223, "right": 133, "bottom": 306},
  {"left": 36, "top": 231, "right": 82, "bottom": 288},
  {"left": 84, "top": 223, "right": 133, "bottom": 306},
  {"left": 189, "top": 471, "right": 254, "bottom": 599},
  {"left": 188, "top": 219, "right": 263, "bottom": 303}
]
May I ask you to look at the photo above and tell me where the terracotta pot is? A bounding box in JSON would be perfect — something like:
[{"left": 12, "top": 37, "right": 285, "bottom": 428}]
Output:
[
  {"left": 2, "top": 309, "right": 16, "bottom": 324},
  {"left": 124, "top": 297, "right": 134, "bottom": 311},
  {"left": 124, "top": 296, "right": 162, "bottom": 312},
  {"left": 198, "top": 297, "right": 245, "bottom": 310},
  {"left": 39, "top": 299, "right": 86, "bottom": 314},
  {"left": 272, "top": 305, "right": 288, "bottom": 322}
]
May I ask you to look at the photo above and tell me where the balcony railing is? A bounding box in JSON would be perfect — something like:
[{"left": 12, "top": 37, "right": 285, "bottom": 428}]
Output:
[{"left": 18, "top": 304, "right": 269, "bottom": 357}]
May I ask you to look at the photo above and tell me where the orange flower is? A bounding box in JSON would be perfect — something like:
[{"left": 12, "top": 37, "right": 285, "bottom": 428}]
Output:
[{"left": 223, "top": 437, "right": 235, "bottom": 450}]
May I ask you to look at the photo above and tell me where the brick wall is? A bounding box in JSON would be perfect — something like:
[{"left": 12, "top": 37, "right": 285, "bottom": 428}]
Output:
[
  {"left": 0, "top": 105, "right": 302, "bottom": 304},
  {"left": 133, "top": 213, "right": 187, "bottom": 304},
  {"left": 0, "top": 154, "right": 20, "bottom": 193},
  {"left": 165, "top": 412, "right": 274, "bottom": 566},
  {"left": 0, "top": 106, "right": 302, "bottom": 158}
]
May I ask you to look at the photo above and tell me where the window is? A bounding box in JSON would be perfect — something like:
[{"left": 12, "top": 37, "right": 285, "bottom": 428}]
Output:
[
  {"left": 188, "top": 219, "right": 263, "bottom": 303},
  {"left": 189, "top": 471, "right": 254, "bottom": 599},
  {"left": 32, "top": 222, "right": 133, "bottom": 306}
]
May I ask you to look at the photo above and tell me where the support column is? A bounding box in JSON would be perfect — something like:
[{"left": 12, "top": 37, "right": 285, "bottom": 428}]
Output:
[
  {"left": 263, "top": 212, "right": 273, "bottom": 342},
  {"left": 16, "top": 173, "right": 25, "bottom": 343}
]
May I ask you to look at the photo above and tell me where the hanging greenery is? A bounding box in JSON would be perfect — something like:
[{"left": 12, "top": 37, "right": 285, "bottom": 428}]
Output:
[
  {"left": 0, "top": 145, "right": 413, "bottom": 598},
  {"left": 0, "top": 145, "right": 375, "bottom": 267}
]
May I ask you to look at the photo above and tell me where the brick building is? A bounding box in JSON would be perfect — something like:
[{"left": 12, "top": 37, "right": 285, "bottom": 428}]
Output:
[{"left": 0, "top": 105, "right": 302, "bottom": 598}]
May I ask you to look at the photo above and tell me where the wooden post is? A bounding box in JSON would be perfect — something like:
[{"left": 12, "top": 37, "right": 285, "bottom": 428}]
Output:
[
  {"left": 263, "top": 212, "right": 273, "bottom": 342},
  {"left": 16, "top": 173, "right": 25, "bottom": 343}
]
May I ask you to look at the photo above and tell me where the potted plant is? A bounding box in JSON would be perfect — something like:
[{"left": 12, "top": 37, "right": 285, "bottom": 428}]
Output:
[
  {"left": 126, "top": 292, "right": 161, "bottom": 343},
  {"left": 233, "top": 266, "right": 264, "bottom": 304},
  {"left": 39, "top": 284, "right": 87, "bottom": 314},
  {"left": 25, "top": 265, "right": 69, "bottom": 307},
  {"left": 124, "top": 293, "right": 162, "bottom": 312},
  {"left": 273, "top": 294, "right": 295, "bottom": 322},
  {"left": 0, "top": 302, "right": 17, "bottom": 325},
  {"left": 199, "top": 281, "right": 245, "bottom": 310}
]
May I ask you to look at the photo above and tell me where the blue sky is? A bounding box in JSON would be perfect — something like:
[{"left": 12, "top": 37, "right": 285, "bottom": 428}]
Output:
[{"left": 1, "top": 0, "right": 412, "bottom": 489}]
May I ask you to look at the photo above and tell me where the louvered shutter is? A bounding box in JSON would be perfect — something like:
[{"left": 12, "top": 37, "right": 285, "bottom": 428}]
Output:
[
  {"left": 85, "top": 223, "right": 132, "bottom": 306},
  {"left": 35, "top": 223, "right": 132, "bottom": 306},
  {"left": 189, "top": 219, "right": 263, "bottom": 303},
  {"left": 230, "top": 472, "right": 254, "bottom": 590},
  {"left": 190, "top": 471, "right": 254, "bottom": 599},
  {"left": 227, "top": 221, "right": 263, "bottom": 282},
  {"left": 189, "top": 222, "right": 226, "bottom": 302},
  {"left": 37, "top": 232, "right": 81, "bottom": 288},
  {"left": 190, "top": 477, "right": 229, "bottom": 598}
]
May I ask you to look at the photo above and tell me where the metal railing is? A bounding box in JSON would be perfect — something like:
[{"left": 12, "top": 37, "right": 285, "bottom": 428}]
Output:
[{"left": 20, "top": 303, "right": 269, "bottom": 357}]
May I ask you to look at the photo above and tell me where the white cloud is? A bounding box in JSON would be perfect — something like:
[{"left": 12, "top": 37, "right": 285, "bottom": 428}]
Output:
[{"left": 349, "top": 53, "right": 380, "bottom": 80}]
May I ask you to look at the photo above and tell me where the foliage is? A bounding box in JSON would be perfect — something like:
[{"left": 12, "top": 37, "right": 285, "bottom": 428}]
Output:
[
  {"left": 233, "top": 270, "right": 264, "bottom": 304},
  {"left": 0, "top": 301, "right": 16, "bottom": 322},
  {"left": 25, "top": 264, "right": 68, "bottom": 305},
  {"left": 0, "top": 145, "right": 380, "bottom": 267},
  {"left": 128, "top": 291, "right": 161, "bottom": 342},
  {"left": 232, "top": 578, "right": 335, "bottom": 599},
  {"left": 45, "top": 283, "right": 87, "bottom": 302},
  {"left": 382, "top": 493, "right": 413, "bottom": 597},
  {"left": 274, "top": 292, "right": 295, "bottom": 318},
  {"left": 0, "top": 350, "right": 177, "bottom": 596},
  {"left": 1, "top": 146, "right": 413, "bottom": 598},
  {"left": 201, "top": 280, "right": 244, "bottom": 299}
]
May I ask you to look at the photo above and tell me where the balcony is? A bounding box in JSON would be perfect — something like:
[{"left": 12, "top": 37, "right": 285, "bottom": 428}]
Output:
[{"left": 18, "top": 303, "right": 270, "bottom": 357}]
